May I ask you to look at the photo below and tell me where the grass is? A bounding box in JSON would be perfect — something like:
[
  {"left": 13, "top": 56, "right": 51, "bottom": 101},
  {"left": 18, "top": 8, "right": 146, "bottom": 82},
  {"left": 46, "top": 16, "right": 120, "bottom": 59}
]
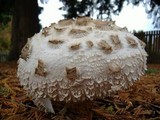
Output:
[{"left": 145, "top": 68, "right": 159, "bottom": 74}]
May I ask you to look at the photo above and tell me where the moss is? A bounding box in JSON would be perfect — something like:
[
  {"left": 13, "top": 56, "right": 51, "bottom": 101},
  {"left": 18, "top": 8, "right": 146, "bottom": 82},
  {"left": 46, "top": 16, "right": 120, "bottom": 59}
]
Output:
[
  {"left": 0, "top": 86, "right": 10, "bottom": 97},
  {"left": 0, "top": 21, "right": 11, "bottom": 52}
]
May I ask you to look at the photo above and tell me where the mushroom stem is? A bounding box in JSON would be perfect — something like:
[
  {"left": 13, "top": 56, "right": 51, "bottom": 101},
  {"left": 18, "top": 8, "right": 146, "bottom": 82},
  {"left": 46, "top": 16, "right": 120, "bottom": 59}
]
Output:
[{"left": 40, "top": 98, "right": 55, "bottom": 113}]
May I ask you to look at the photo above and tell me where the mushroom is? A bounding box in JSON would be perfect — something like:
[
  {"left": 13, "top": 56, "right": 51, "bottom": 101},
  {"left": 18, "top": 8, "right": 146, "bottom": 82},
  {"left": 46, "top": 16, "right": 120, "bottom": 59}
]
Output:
[{"left": 17, "top": 17, "right": 147, "bottom": 113}]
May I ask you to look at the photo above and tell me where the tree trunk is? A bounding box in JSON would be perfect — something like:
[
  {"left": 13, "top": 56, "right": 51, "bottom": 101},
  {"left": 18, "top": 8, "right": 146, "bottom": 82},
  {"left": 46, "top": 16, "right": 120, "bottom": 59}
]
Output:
[{"left": 9, "top": 0, "right": 41, "bottom": 60}]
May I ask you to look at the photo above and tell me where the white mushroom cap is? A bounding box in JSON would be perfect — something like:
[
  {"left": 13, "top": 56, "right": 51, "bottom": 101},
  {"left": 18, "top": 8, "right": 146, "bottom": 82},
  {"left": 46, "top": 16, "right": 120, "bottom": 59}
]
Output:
[{"left": 17, "top": 17, "right": 147, "bottom": 112}]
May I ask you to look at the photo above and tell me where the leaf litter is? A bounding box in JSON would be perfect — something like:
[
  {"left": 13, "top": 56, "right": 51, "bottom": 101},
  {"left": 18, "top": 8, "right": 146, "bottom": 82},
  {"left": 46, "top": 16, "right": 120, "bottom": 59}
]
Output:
[{"left": 0, "top": 61, "right": 160, "bottom": 120}]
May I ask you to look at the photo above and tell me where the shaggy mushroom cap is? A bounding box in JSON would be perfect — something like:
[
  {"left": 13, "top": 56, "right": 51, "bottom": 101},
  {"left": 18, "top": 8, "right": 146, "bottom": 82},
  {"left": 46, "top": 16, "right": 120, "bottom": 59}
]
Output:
[{"left": 17, "top": 17, "right": 147, "bottom": 113}]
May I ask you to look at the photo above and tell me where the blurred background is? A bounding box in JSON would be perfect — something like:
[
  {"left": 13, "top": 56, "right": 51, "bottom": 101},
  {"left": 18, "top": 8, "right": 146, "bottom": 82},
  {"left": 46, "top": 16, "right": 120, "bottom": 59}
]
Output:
[{"left": 0, "top": 0, "right": 160, "bottom": 63}]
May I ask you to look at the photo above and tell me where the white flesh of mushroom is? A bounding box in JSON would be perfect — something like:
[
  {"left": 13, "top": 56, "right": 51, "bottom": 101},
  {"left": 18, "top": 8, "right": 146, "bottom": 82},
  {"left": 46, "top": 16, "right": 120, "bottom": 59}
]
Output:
[{"left": 17, "top": 17, "right": 147, "bottom": 113}]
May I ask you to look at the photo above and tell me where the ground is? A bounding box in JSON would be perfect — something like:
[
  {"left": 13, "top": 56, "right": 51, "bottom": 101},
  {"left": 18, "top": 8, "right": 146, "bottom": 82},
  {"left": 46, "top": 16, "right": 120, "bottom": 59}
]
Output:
[{"left": 0, "top": 61, "right": 160, "bottom": 120}]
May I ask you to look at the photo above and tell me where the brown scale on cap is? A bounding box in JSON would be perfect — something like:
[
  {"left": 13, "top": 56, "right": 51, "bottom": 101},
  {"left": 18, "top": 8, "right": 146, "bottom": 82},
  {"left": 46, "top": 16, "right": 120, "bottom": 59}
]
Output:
[
  {"left": 119, "top": 27, "right": 128, "bottom": 32},
  {"left": 138, "top": 39, "right": 146, "bottom": 48},
  {"left": 110, "top": 35, "right": 121, "bottom": 49},
  {"left": 66, "top": 67, "right": 78, "bottom": 81},
  {"left": 70, "top": 43, "right": 81, "bottom": 50},
  {"left": 76, "top": 16, "right": 92, "bottom": 26},
  {"left": 35, "top": 60, "right": 47, "bottom": 77},
  {"left": 86, "top": 41, "right": 93, "bottom": 48},
  {"left": 48, "top": 39, "right": 64, "bottom": 44},
  {"left": 108, "top": 62, "right": 121, "bottom": 73},
  {"left": 58, "top": 19, "right": 73, "bottom": 26},
  {"left": 95, "top": 20, "right": 115, "bottom": 30},
  {"left": 126, "top": 36, "right": 138, "bottom": 47},
  {"left": 110, "top": 35, "right": 120, "bottom": 45},
  {"left": 20, "top": 41, "right": 31, "bottom": 61},
  {"left": 98, "top": 40, "right": 112, "bottom": 53},
  {"left": 94, "top": 20, "right": 110, "bottom": 26},
  {"left": 54, "top": 27, "right": 66, "bottom": 33},
  {"left": 42, "top": 27, "right": 49, "bottom": 37},
  {"left": 50, "top": 23, "right": 56, "bottom": 27},
  {"left": 86, "top": 27, "right": 93, "bottom": 31},
  {"left": 69, "top": 29, "right": 88, "bottom": 38}
]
